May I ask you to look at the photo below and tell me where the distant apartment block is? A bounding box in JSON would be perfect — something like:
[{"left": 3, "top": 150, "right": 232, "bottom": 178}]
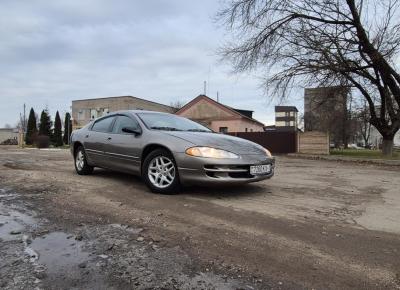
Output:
[
  {"left": 304, "top": 86, "right": 349, "bottom": 131},
  {"left": 71, "top": 96, "right": 173, "bottom": 128},
  {"left": 304, "top": 86, "right": 350, "bottom": 145},
  {"left": 274, "top": 106, "right": 298, "bottom": 131}
]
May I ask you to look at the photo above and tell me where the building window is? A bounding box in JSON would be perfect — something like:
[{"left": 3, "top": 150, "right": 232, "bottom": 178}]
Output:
[
  {"left": 285, "top": 121, "right": 290, "bottom": 126},
  {"left": 250, "top": 129, "right": 253, "bottom": 132},
  {"left": 276, "top": 121, "right": 285, "bottom": 127},
  {"left": 78, "top": 110, "right": 85, "bottom": 120},
  {"left": 245, "top": 128, "right": 248, "bottom": 132},
  {"left": 285, "top": 112, "right": 290, "bottom": 117},
  {"left": 90, "top": 109, "right": 98, "bottom": 120},
  {"left": 219, "top": 127, "right": 228, "bottom": 133}
]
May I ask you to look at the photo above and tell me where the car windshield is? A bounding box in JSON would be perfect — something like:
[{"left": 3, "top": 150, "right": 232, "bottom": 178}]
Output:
[{"left": 137, "top": 113, "right": 211, "bottom": 132}]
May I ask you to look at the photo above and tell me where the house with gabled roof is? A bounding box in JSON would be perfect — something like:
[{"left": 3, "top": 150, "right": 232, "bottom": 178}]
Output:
[{"left": 176, "top": 95, "right": 265, "bottom": 133}]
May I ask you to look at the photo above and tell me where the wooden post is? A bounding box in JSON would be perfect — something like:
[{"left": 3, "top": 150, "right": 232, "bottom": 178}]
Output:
[
  {"left": 327, "top": 130, "right": 330, "bottom": 155},
  {"left": 18, "top": 128, "right": 24, "bottom": 148}
]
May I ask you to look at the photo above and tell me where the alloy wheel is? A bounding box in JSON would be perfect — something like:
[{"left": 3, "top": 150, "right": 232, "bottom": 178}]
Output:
[
  {"left": 76, "top": 150, "right": 85, "bottom": 171},
  {"left": 147, "top": 156, "right": 176, "bottom": 189}
]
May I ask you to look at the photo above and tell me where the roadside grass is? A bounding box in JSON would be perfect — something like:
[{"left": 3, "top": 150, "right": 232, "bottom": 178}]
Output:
[
  {"left": 22, "top": 144, "right": 70, "bottom": 149},
  {"left": 59, "top": 145, "right": 71, "bottom": 149},
  {"left": 330, "top": 148, "right": 400, "bottom": 160}
]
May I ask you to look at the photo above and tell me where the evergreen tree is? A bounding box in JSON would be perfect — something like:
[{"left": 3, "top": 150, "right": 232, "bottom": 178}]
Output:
[
  {"left": 53, "top": 111, "right": 63, "bottom": 146},
  {"left": 39, "top": 109, "right": 52, "bottom": 137},
  {"left": 63, "top": 112, "right": 72, "bottom": 145},
  {"left": 25, "top": 108, "right": 37, "bottom": 145}
]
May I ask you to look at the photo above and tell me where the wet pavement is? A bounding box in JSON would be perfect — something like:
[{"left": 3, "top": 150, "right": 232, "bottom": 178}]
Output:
[
  {"left": 0, "top": 188, "right": 252, "bottom": 289},
  {"left": 2, "top": 147, "right": 400, "bottom": 289},
  {"left": 0, "top": 189, "right": 36, "bottom": 242}
]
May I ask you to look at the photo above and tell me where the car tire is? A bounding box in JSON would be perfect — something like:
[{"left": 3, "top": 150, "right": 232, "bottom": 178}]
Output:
[
  {"left": 142, "top": 148, "right": 181, "bottom": 194},
  {"left": 74, "top": 146, "right": 94, "bottom": 175}
]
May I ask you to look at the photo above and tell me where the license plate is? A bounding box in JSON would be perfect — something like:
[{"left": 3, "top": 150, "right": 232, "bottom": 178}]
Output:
[{"left": 250, "top": 164, "right": 271, "bottom": 175}]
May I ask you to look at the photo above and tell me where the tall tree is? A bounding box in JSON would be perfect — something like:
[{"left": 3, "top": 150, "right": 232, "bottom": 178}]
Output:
[
  {"left": 25, "top": 108, "right": 37, "bottom": 145},
  {"left": 355, "top": 100, "right": 372, "bottom": 147},
  {"left": 53, "top": 111, "right": 63, "bottom": 147},
  {"left": 219, "top": 0, "right": 400, "bottom": 155},
  {"left": 63, "top": 112, "right": 72, "bottom": 145},
  {"left": 39, "top": 109, "right": 52, "bottom": 137}
]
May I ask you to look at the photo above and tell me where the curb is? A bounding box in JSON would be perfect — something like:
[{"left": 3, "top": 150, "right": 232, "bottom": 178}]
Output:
[{"left": 287, "top": 153, "right": 400, "bottom": 167}]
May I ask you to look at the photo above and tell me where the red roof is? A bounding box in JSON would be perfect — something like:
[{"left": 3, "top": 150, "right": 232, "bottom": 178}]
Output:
[{"left": 176, "top": 95, "right": 265, "bottom": 126}]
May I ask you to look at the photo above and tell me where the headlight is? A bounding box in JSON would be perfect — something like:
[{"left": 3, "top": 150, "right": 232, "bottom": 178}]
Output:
[
  {"left": 264, "top": 148, "right": 272, "bottom": 157},
  {"left": 185, "top": 147, "right": 239, "bottom": 159}
]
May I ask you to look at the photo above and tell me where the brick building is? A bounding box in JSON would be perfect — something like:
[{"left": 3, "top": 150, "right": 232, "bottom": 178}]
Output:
[
  {"left": 71, "top": 96, "right": 173, "bottom": 129},
  {"left": 304, "top": 86, "right": 350, "bottom": 146},
  {"left": 176, "top": 95, "right": 264, "bottom": 133},
  {"left": 274, "top": 106, "right": 298, "bottom": 131}
]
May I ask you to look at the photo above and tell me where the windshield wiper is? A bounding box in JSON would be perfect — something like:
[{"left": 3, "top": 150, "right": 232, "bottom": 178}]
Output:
[
  {"left": 187, "top": 129, "right": 210, "bottom": 132},
  {"left": 150, "top": 126, "right": 182, "bottom": 131}
]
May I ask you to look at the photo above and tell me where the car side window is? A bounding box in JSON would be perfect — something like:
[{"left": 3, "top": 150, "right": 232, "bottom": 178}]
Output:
[
  {"left": 112, "top": 115, "right": 140, "bottom": 134},
  {"left": 91, "top": 116, "right": 115, "bottom": 133}
]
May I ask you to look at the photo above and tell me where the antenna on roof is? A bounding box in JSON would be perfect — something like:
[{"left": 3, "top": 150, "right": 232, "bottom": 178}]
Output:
[
  {"left": 217, "top": 91, "right": 219, "bottom": 102},
  {"left": 203, "top": 81, "right": 207, "bottom": 95}
]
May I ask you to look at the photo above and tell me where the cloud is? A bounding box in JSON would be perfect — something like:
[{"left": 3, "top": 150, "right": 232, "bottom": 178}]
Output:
[{"left": 0, "top": 0, "right": 300, "bottom": 127}]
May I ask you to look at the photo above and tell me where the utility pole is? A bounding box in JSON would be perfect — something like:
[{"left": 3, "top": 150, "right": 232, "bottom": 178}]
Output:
[{"left": 23, "top": 103, "right": 26, "bottom": 136}]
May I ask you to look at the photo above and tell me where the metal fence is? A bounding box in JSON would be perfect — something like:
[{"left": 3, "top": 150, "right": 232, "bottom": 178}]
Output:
[{"left": 228, "top": 131, "right": 297, "bottom": 154}]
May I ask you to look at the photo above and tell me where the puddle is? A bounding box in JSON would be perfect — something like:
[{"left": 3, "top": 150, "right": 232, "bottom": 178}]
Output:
[
  {"left": 110, "top": 223, "right": 144, "bottom": 234},
  {"left": 27, "top": 232, "right": 90, "bottom": 274},
  {"left": 0, "top": 202, "right": 36, "bottom": 241},
  {"left": 0, "top": 188, "right": 19, "bottom": 199}
]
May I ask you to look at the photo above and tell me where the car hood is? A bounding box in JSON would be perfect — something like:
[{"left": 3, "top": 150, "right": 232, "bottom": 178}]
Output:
[{"left": 164, "top": 131, "right": 267, "bottom": 155}]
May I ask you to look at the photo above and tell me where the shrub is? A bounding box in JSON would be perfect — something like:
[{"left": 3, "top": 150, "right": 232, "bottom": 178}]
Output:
[
  {"left": 35, "top": 135, "right": 50, "bottom": 148},
  {"left": 26, "top": 108, "right": 37, "bottom": 145},
  {"left": 53, "top": 111, "right": 63, "bottom": 146}
]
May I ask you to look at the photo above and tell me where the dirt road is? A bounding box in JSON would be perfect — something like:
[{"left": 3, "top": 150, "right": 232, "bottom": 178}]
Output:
[{"left": 0, "top": 146, "right": 399, "bottom": 289}]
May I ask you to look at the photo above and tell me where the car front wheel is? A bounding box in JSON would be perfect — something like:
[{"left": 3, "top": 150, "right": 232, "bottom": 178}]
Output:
[
  {"left": 142, "top": 149, "right": 180, "bottom": 194},
  {"left": 74, "top": 146, "right": 94, "bottom": 175}
]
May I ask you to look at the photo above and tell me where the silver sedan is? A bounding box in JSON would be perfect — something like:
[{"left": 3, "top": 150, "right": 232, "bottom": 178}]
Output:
[{"left": 71, "top": 110, "right": 275, "bottom": 194}]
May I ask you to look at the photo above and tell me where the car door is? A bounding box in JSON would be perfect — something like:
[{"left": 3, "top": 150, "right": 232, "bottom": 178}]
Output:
[
  {"left": 105, "top": 114, "right": 143, "bottom": 174},
  {"left": 84, "top": 115, "right": 116, "bottom": 167}
]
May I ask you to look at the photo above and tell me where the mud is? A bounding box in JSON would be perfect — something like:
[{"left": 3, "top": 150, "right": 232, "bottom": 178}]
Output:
[
  {"left": 0, "top": 188, "right": 251, "bottom": 289},
  {"left": 0, "top": 146, "right": 400, "bottom": 289}
]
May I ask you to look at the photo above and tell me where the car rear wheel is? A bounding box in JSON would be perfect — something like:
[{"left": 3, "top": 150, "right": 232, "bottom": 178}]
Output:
[
  {"left": 74, "top": 146, "right": 94, "bottom": 175},
  {"left": 142, "top": 149, "right": 180, "bottom": 194}
]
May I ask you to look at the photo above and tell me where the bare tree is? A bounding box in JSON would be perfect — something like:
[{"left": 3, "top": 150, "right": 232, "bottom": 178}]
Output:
[
  {"left": 354, "top": 99, "right": 372, "bottom": 147},
  {"left": 219, "top": 0, "right": 400, "bottom": 155},
  {"left": 169, "top": 100, "right": 185, "bottom": 113}
]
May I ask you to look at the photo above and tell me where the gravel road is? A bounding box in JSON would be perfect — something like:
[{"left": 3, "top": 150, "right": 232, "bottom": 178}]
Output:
[{"left": 0, "top": 146, "right": 399, "bottom": 289}]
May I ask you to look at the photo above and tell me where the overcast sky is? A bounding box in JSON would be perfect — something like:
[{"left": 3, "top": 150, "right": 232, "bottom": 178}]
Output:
[{"left": 0, "top": 0, "right": 303, "bottom": 127}]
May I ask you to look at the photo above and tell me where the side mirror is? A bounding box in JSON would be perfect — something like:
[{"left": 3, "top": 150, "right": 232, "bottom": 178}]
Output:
[{"left": 122, "top": 127, "right": 141, "bottom": 135}]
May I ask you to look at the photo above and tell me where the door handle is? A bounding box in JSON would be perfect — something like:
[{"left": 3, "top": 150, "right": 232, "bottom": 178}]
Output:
[
  {"left": 107, "top": 137, "right": 112, "bottom": 140},
  {"left": 85, "top": 134, "right": 89, "bottom": 138}
]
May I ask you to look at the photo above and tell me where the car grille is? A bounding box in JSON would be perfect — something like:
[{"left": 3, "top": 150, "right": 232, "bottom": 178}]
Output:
[{"left": 203, "top": 165, "right": 254, "bottom": 179}]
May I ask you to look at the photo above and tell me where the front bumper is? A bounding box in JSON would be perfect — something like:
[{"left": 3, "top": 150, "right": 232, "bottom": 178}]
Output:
[{"left": 174, "top": 152, "right": 275, "bottom": 185}]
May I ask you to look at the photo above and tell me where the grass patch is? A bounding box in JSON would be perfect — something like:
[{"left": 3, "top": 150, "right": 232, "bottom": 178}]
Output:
[
  {"left": 57, "top": 145, "right": 71, "bottom": 149},
  {"left": 330, "top": 148, "right": 400, "bottom": 160}
]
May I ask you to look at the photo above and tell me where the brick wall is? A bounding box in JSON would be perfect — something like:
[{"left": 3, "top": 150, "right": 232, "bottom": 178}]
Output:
[{"left": 71, "top": 96, "right": 173, "bottom": 129}]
